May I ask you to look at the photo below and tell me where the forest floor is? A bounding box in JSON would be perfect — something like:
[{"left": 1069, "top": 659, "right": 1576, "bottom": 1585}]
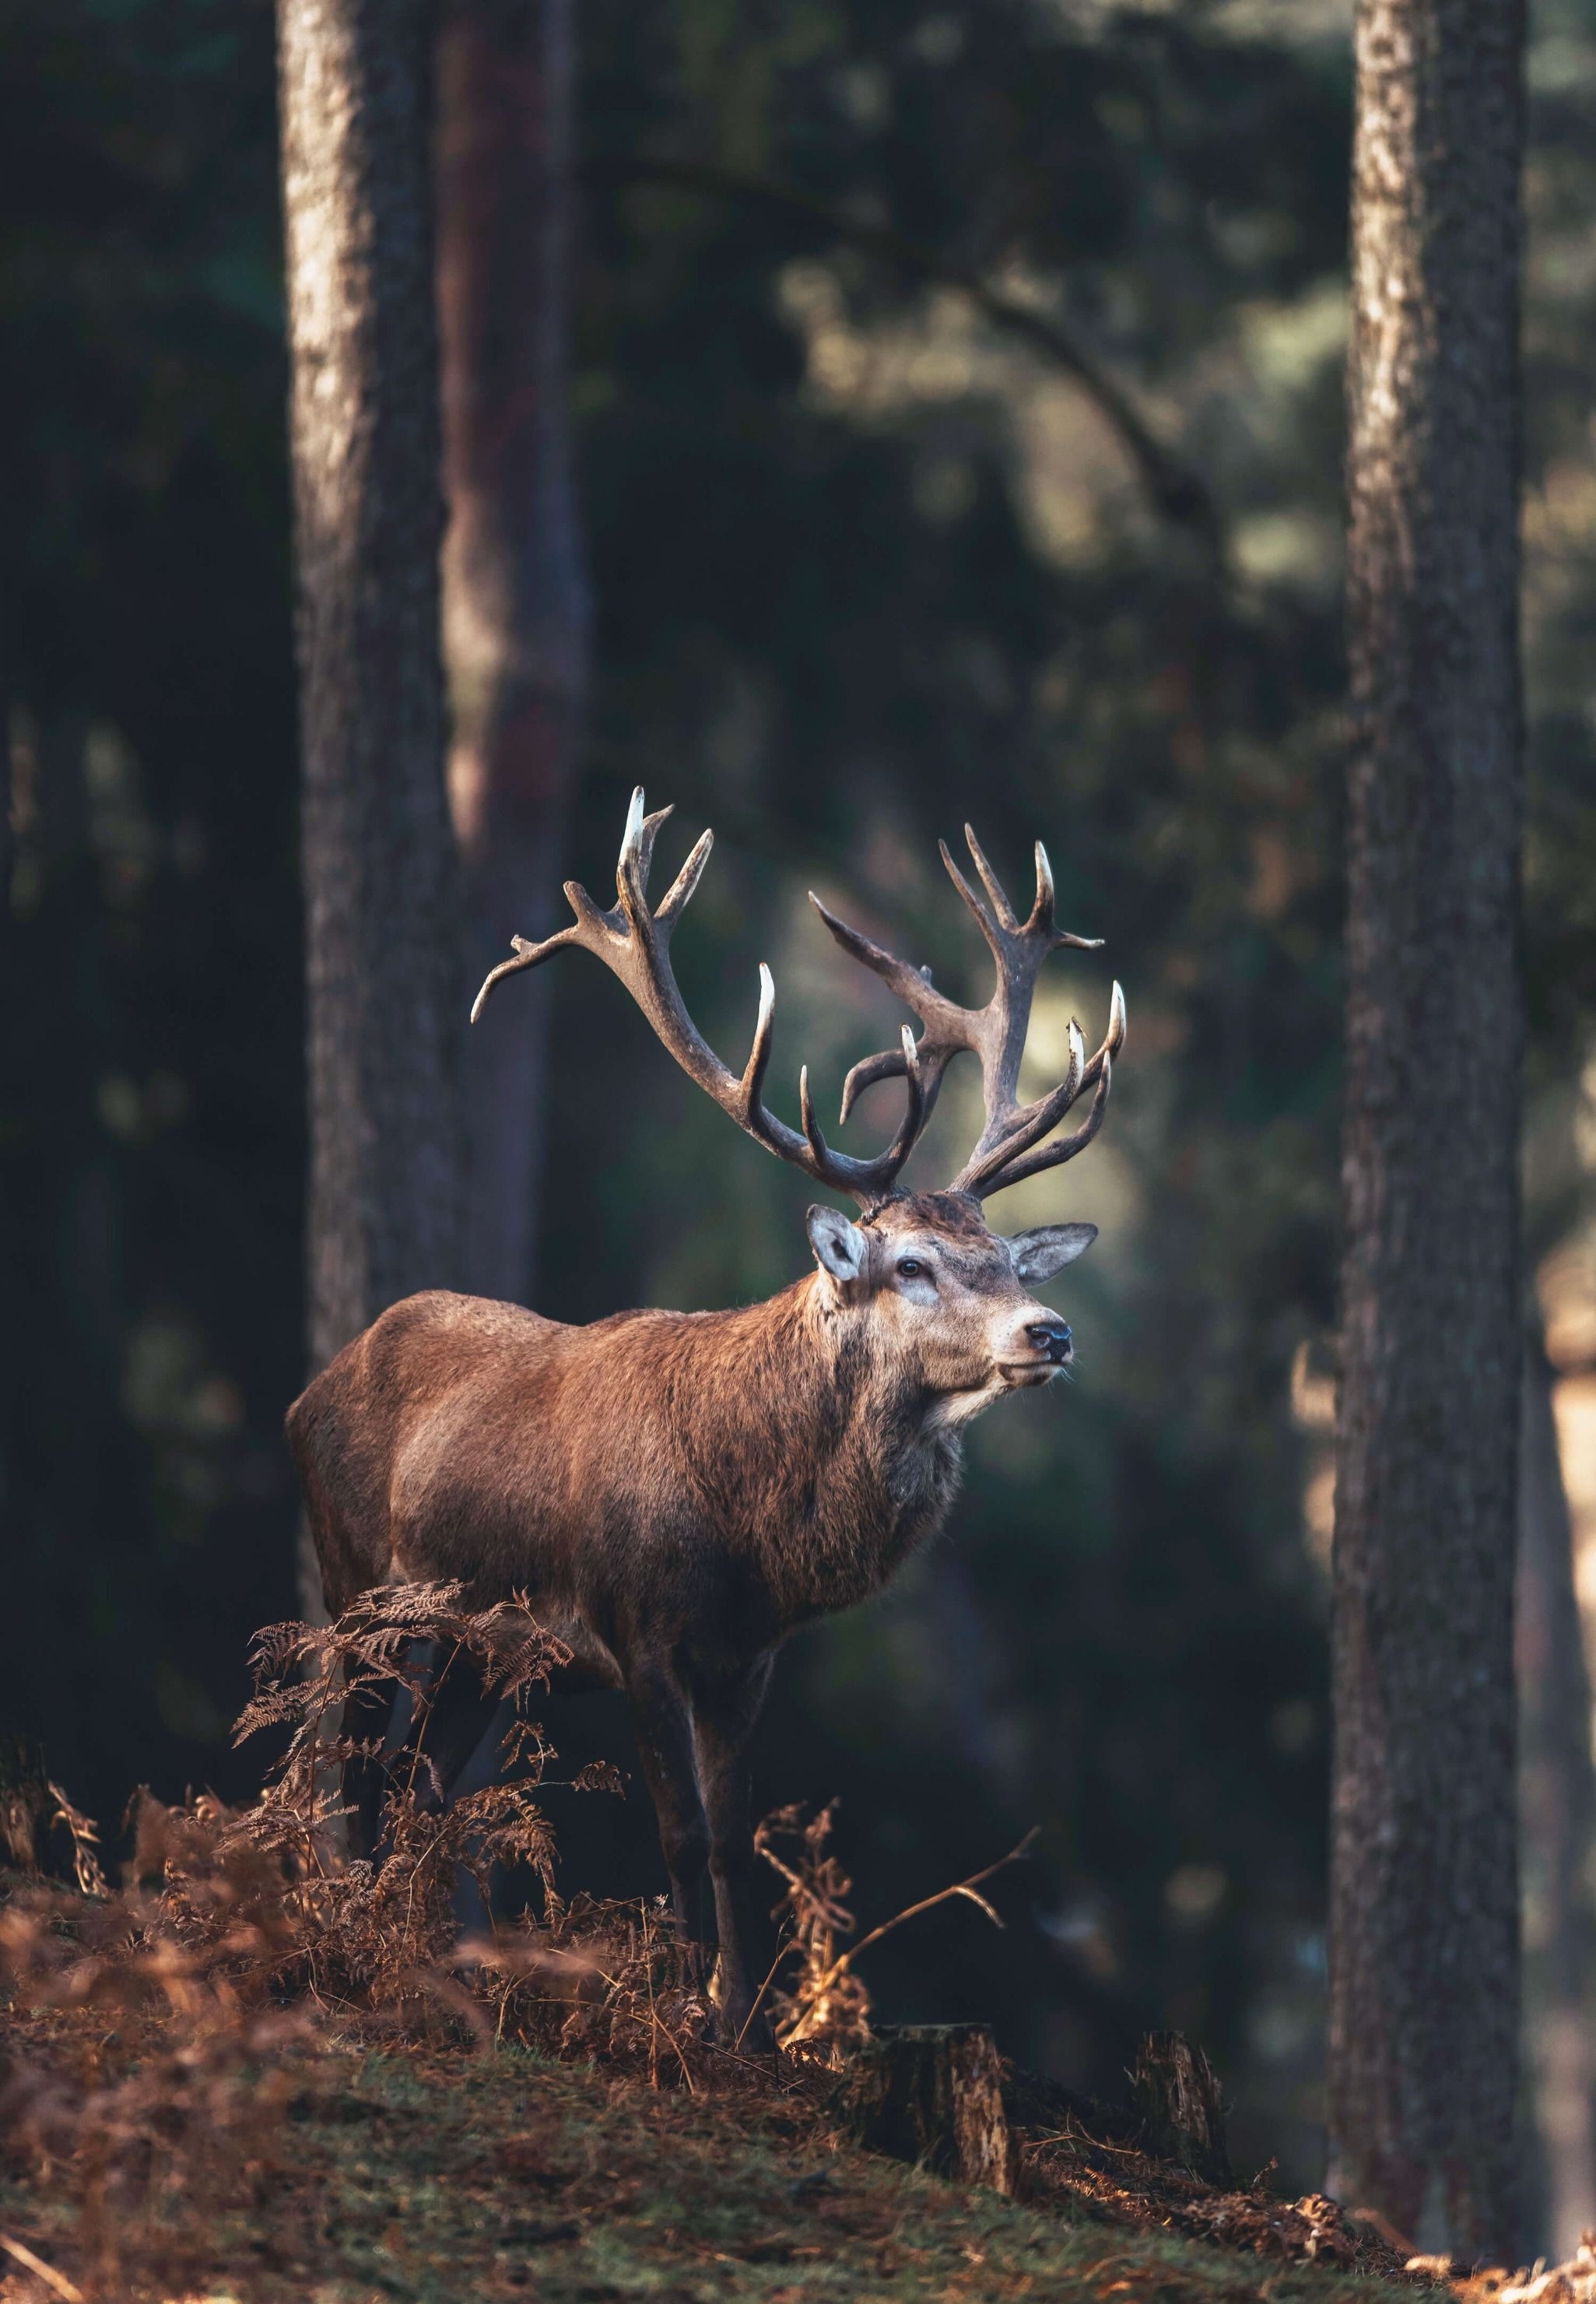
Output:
[
  {"left": 0, "top": 1604, "right": 1512, "bottom": 2304},
  {"left": 0, "top": 2018, "right": 1447, "bottom": 2304}
]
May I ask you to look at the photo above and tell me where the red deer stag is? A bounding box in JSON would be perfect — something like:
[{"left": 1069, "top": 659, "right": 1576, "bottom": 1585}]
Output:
[{"left": 288, "top": 790, "right": 1125, "bottom": 2042}]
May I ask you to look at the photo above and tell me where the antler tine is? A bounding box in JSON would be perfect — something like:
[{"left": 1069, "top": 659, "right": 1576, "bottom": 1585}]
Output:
[
  {"left": 617, "top": 788, "right": 675, "bottom": 917},
  {"left": 962, "top": 823, "right": 1019, "bottom": 932},
  {"left": 964, "top": 980, "right": 1127, "bottom": 1197},
  {"left": 734, "top": 962, "right": 777, "bottom": 1121},
  {"left": 809, "top": 893, "right": 950, "bottom": 1021},
  {"left": 1030, "top": 840, "right": 1054, "bottom": 934},
  {"left": 469, "top": 923, "right": 584, "bottom": 1025},
  {"left": 1075, "top": 977, "right": 1128, "bottom": 1092},
  {"left": 840, "top": 1041, "right": 912, "bottom": 1126},
  {"left": 811, "top": 890, "right": 970, "bottom": 1132},
  {"left": 954, "top": 1018, "right": 1085, "bottom": 1196},
  {"left": 654, "top": 826, "right": 714, "bottom": 932},
  {"left": 938, "top": 838, "right": 1006, "bottom": 966},
  {"left": 812, "top": 824, "right": 1122, "bottom": 1203},
  {"left": 1027, "top": 840, "right": 1104, "bottom": 950},
  {"left": 801, "top": 1027, "right": 924, "bottom": 1191},
  {"left": 982, "top": 1048, "right": 1114, "bottom": 1193},
  {"left": 469, "top": 790, "right": 933, "bottom": 1208}
]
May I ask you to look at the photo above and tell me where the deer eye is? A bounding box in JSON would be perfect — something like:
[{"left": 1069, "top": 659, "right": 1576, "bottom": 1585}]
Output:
[{"left": 896, "top": 1257, "right": 928, "bottom": 1280}]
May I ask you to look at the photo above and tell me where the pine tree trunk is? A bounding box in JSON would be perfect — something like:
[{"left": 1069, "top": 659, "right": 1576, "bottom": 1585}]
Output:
[
  {"left": 276, "top": 0, "right": 463, "bottom": 1405},
  {"left": 438, "top": 0, "right": 588, "bottom": 1305},
  {"left": 1330, "top": 0, "right": 1526, "bottom": 2258}
]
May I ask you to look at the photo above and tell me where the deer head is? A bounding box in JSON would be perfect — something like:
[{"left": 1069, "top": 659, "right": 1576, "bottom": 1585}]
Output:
[{"left": 473, "top": 789, "right": 1126, "bottom": 1413}]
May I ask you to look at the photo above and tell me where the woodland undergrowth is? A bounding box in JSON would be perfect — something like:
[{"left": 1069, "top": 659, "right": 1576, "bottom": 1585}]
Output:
[
  {"left": 0, "top": 1584, "right": 907, "bottom": 2295},
  {"left": 2, "top": 1588, "right": 1564, "bottom": 2304}
]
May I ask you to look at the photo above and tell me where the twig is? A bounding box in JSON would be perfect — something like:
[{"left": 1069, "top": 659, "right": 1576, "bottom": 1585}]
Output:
[
  {"left": 735, "top": 1928, "right": 796, "bottom": 2053},
  {"left": 0, "top": 2233, "right": 85, "bottom": 2303},
  {"left": 800, "top": 1827, "right": 1040, "bottom": 2011},
  {"left": 585, "top": 153, "right": 1220, "bottom": 548}
]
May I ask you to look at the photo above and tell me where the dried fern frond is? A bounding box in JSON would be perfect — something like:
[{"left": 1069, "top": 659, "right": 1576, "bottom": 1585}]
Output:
[
  {"left": 755, "top": 1802, "right": 871, "bottom": 2061},
  {"left": 47, "top": 1780, "right": 109, "bottom": 1899}
]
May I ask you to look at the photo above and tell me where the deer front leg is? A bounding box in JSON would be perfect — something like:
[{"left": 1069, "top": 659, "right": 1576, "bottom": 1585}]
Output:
[
  {"left": 373, "top": 1647, "right": 505, "bottom": 1865},
  {"left": 626, "top": 1661, "right": 710, "bottom": 1962},
  {"left": 340, "top": 1670, "right": 398, "bottom": 1863},
  {"left": 692, "top": 1652, "right": 776, "bottom": 2051},
  {"left": 403, "top": 1649, "right": 505, "bottom": 1812}
]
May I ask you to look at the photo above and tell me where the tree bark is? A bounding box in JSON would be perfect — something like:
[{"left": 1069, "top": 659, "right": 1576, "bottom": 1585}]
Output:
[
  {"left": 833, "top": 2025, "right": 1017, "bottom": 2194},
  {"left": 277, "top": 0, "right": 462, "bottom": 1550},
  {"left": 437, "top": 0, "right": 588, "bottom": 1305},
  {"left": 1329, "top": 0, "right": 1526, "bottom": 2259},
  {"left": 1131, "top": 2032, "right": 1233, "bottom": 2188},
  {"left": 0, "top": 1729, "right": 49, "bottom": 1874},
  {"left": 1519, "top": 1336, "right": 1596, "bottom": 2256}
]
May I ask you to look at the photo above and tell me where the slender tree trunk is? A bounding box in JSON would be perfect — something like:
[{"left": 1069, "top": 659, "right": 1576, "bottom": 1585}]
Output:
[
  {"left": 1519, "top": 1336, "right": 1596, "bottom": 2256},
  {"left": 1329, "top": 0, "right": 1526, "bottom": 2260},
  {"left": 277, "top": 0, "right": 462, "bottom": 1614},
  {"left": 437, "top": 0, "right": 588, "bottom": 1305}
]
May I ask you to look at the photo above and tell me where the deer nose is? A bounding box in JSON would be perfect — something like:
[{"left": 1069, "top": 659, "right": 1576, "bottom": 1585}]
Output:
[{"left": 1025, "top": 1319, "right": 1073, "bottom": 1364}]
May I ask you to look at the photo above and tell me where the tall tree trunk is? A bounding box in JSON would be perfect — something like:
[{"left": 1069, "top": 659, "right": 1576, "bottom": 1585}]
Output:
[
  {"left": 277, "top": 0, "right": 462, "bottom": 1611},
  {"left": 1329, "top": 0, "right": 1526, "bottom": 2260},
  {"left": 1519, "top": 1335, "right": 1596, "bottom": 2256},
  {"left": 437, "top": 0, "right": 588, "bottom": 1305}
]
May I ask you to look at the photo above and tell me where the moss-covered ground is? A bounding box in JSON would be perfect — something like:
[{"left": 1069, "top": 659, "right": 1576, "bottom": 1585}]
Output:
[{"left": 0, "top": 2039, "right": 1436, "bottom": 2304}]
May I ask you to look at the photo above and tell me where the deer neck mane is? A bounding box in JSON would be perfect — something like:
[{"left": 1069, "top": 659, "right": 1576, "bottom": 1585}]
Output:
[{"left": 683, "top": 1274, "right": 963, "bottom": 1624}]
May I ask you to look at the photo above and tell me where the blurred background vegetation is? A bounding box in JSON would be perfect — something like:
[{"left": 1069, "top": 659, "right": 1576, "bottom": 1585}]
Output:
[{"left": 4, "top": 0, "right": 1596, "bottom": 2225}]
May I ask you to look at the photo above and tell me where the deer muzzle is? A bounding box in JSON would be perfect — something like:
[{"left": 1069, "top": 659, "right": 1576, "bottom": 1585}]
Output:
[{"left": 1022, "top": 1318, "right": 1073, "bottom": 1367}]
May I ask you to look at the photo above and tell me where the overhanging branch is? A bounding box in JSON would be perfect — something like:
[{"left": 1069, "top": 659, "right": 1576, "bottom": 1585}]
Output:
[{"left": 585, "top": 153, "right": 1220, "bottom": 548}]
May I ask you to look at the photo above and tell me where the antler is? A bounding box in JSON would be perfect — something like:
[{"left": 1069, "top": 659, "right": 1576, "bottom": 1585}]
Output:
[
  {"left": 470, "top": 788, "right": 928, "bottom": 1209},
  {"left": 811, "top": 824, "right": 1126, "bottom": 1200}
]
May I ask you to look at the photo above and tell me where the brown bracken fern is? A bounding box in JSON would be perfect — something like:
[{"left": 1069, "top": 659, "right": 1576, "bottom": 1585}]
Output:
[{"left": 0, "top": 1587, "right": 1035, "bottom": 2296}]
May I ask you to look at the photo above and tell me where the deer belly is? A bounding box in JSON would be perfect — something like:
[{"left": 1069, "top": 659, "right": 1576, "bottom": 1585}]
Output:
[{"left": 542, "top": 1610, "right": 626, "bottom": 1693}]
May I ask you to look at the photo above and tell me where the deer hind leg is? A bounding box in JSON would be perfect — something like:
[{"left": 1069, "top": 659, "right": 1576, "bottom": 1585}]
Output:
[
  {"left": 693, "top": 1652, "right": 776, "bottom": 2050},
  {"left": 341, "top": 1670, "right": 398, "bottom": 1863},
  {"left": 380, "top": 1649, "right": 505, "bottom": 1852},
  {"left": 626, "top": 1662, "right": 710, "bottom": 1965}
]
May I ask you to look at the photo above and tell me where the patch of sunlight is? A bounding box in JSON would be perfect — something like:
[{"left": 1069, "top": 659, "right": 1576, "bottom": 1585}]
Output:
[
  {"left": 1290, "top": 1340, "right": 1336, "bottom": 1435},
  {"left": 1556, "top": 1375, "right": 1596, "bottom": 1527},
  {"left": 1240, "top": 277, "right": 1348, "bottom": 395},
  {"left": 1012, "top": 376, "right": 1144, "bottom": 566},
  {"left": 779, "top": 264, "right": 984, "bottom": 417},
  {"left": 1555, "top": 1372, "right": 1596, "bottom": 1759},
  {"left": 1541, "top": 1233, "right": 1596, "bottom": 1369},
  {"left": 1233, "top": 508, "right": 1342, "bottom": 590},
  {"left": 1020, "top": 975, "right": 1124, "bottom": 1085},
  {"left": 776, "top": 257, "right": 1163, "bottom": 571},
  {"left": 1292, "top": 1337, "right": 1339, "bottom": 1578},
  {"left": 1527, "top": 459, "right": 1596, "bottom": 567},
  {"left": 1530, "top": 30, "right": 1596, "bottom": 93},
  {"left": 1203, "top": 0, "right": 1351, "bottom": 40},
  {"left": 1301, "top": 1451, "right": 1335, "bottom": 1572}
]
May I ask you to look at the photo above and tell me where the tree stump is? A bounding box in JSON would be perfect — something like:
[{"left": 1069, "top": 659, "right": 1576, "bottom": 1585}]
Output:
[
  {"left": 0, "top": 1731, "right": 49, "bottom": 1874},
  {"left": 833, "top": 2024, "right": 1016, "bottom": 2195},
  {"left": 1131, "top": 2031, "right": 1232, "bottom": 2185}
]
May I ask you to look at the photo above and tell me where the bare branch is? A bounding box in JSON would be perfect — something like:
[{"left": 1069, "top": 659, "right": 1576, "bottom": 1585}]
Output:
[{"left": 584, "top": 153, "right": 1220, "bottom": 548}]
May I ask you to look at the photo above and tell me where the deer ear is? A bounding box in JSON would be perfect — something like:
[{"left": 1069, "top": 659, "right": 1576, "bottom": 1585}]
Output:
[
  {"left": 807, "top": 1204, "right": 868, "bottom": 1284},
  {"left": 1006, "top": 1223, "right": 1097, "bottom": 1284}
]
